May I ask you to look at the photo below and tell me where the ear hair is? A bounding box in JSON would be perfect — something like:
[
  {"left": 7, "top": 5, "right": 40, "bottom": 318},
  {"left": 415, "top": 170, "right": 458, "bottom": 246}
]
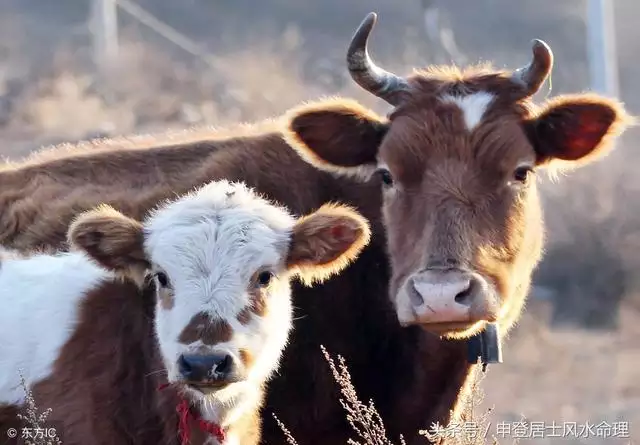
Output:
[
  {"left": 526, "top": 93, "right": 635, "bottom": 171},
  {"left": 67, "top": 204, "right": 149, "bottom": 273},
  {"left": 282, "top": 96, "right": 388, "bottom": 181},
  {"left": 286, "top": 203, "right": 371, "bottom": 286}
]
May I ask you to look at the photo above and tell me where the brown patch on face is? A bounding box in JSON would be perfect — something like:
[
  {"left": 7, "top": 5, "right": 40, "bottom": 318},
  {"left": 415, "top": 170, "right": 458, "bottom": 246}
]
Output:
[
  {"left": 237, "top": 306, "right": 252, "bottom": 325},
  {"left": 249, "top": 288, "right": 267, "bottom": 317},
  {"left": 239, "top": 349, "right": 254, "bottom": 368},
  {"left": 178, "top": 311, "right": 233, "bottom": 345}
]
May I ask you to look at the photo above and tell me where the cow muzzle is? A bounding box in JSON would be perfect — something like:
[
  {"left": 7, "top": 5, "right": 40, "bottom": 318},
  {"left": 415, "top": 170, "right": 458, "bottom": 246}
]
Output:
[
  {"left": 397, "top": 267, "right": 498, "bottom": 329},
  {"left": 177, "top": 351, "right": 245, "bottom": 391}
]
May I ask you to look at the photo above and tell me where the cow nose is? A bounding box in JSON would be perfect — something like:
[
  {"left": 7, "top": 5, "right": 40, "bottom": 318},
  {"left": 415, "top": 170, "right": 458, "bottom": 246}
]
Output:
[
  {"left": 407, "top": 269, "right": 488, "bottom": 324},
  {"left": 177, "top": 353, "right": 236, "bottom": 383}
]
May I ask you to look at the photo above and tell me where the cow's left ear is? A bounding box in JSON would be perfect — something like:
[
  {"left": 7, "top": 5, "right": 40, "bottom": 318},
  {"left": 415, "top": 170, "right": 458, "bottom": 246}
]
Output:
[
  {"left": 68, "top": 204, "right": 149, "bottom": 272},
  {"left": 283, "top": 97, "right": 388, "bottom": 180},
  {"left": 286, "top": 203, "right": 371, "bottom": 285},
  {"left": 525, "top": 94, "right": 634, "bottom": 167}
]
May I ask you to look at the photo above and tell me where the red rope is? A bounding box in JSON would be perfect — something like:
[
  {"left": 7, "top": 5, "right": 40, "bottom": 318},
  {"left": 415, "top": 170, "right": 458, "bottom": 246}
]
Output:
[
  {"left": 158, "top": 383, "right": 226, "bottom": 444},
  {"left": 177, "top": 399, "right": 192, "bottom": 445}
]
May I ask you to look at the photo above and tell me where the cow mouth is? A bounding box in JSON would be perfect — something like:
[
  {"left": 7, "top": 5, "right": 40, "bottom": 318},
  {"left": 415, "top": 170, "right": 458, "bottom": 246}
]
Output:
[
  {"left": 402, "top": 320, "right": 488, "bottom": 336},
  {"left": 183, "top": 379, "right": 243, "bottom": 395},
  {"left": 421, "top": 320, "right": 489, "bottom": 337}
]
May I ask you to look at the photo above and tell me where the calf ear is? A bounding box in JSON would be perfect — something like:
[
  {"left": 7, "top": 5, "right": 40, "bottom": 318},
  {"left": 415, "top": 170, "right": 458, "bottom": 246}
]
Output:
[
  {"left": 526, "top": 94, "right": 634, "bottom": 167},
  {"left": 283, "top": 98, "right": 388, "bottom": 179},
  {"left": 286, "top": 203, "right": 371, "bottom": 285},
  {"left": 67, "top": 204, "right": 149, "bottom": 272}
]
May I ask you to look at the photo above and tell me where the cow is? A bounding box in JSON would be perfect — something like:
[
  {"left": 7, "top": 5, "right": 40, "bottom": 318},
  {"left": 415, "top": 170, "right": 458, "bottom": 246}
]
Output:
[
  {"left": 0, "top": 12, "right": 632, "bottom": 445},
  {"left": 0, "top": 179, "right": 371, "bottom": 445}
]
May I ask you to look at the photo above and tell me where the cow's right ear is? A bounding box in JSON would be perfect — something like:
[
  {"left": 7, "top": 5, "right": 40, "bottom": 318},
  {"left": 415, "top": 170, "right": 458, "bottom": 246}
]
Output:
[
  {"left": 283, "top": 98, "right": 388, "bottom": 179},
  {"left": 68, "top": 204, "right": 149, "bottom": 272},
  {"left": 285, "top": 203, "right": 371, "bottom": 285}
]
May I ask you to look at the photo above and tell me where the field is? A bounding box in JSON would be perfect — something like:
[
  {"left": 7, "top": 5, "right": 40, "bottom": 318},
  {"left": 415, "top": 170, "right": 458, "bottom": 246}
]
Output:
[{"left": 1, "top": 1, "right": 639, "bottom": 444}]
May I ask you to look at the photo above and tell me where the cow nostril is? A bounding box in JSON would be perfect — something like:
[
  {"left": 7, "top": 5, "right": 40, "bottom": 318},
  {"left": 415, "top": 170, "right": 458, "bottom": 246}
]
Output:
[
  {"left": 215, "top": 354, "right": 233, "bottom": 375},
  {"left": 408, "top": 279, "right": 424, "bottom": 306},
  {"left": 454, "top": 278, "right": 477, "bottom": 306},
  {"left": 454, "top": 288, "right": 472, "bottom": 305},
  {"left": 178, "top": 355, "right": 192, "bottom": 377}
]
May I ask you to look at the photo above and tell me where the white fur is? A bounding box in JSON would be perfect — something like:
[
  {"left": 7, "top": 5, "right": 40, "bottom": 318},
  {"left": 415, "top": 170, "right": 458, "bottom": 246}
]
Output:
[
  {"left": 143, "top": 180, "right": 298, "bottom": 424},
  {"left": 0, "top": 179, "right": 341, "bottom": 435},
  {"left": 441, "top": 92, "right": 495, "bottom": 131},
  {"left": 0, "top": 252, "right": 110, "bottom": 404}
]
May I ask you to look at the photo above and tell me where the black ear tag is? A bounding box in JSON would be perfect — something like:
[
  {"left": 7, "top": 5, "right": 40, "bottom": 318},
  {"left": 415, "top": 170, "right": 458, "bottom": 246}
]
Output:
[{"left": 466, "top": 322, "right": 502, "bottom": 372}]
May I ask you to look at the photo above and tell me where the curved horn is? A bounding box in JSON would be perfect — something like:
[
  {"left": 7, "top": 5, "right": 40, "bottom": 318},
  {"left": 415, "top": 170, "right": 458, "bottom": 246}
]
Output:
[
  {"left": 512, "top": 39, "right": 554, "bottom": 97},
  {"left": 346, "top": 12, "right": 408, "bottom": 105}
]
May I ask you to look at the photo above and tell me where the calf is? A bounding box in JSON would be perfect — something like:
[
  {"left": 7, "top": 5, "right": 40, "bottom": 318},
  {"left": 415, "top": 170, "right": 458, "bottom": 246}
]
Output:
[{"left": 0, "top": 180, "right": 370, "bottom": 445}]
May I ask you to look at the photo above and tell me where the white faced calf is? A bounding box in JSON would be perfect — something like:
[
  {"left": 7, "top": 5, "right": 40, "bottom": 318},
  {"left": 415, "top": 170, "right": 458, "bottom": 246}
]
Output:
[
  {"left": 69, "top": 180, "right": 370, "bottom": 432},
  {"left": 0, "top": 180, "right": 370, "bottom": 444}
]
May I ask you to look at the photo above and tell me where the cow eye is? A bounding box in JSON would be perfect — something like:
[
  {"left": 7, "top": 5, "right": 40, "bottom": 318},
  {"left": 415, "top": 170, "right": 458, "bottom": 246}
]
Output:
[
  {"left": 513, "top": 166, "right": 534, "bottom": 183},
  {"left": 154, "top": 271, "right": 170, "bottom": 288},
  {"left": 375, "top": 168, "right": 394, "bottom": 187},
  {"left": 257, "top": 271, "right": 274, "bottom": 287}
]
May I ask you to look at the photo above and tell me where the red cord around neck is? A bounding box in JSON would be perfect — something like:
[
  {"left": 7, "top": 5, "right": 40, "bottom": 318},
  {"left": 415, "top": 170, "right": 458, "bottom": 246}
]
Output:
[{"left": 158, "top": 383, "right": 226, "bottom": 445}]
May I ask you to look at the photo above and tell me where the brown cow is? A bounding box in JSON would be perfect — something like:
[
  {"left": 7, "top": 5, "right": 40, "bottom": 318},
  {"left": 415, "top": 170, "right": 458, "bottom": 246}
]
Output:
[
  {"left": 0, "top": 12, "right": 632, "bottom": 445},
  {"left": 0, "top": 180, "right": 370, "bottom": 445}
]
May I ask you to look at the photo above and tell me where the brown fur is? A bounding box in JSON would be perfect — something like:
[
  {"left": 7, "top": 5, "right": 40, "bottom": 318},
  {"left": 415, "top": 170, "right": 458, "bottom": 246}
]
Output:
[
  {"left": 284, "top": 72, "right": 632, "bottom": 339},
  {"left": 0, "top": 280, "right": 265, "bottom": 445},
  {"left": 237, "top": 307, "right": 253, "bottom": 325},
  {"left": 0, "top": 404, "right": 20, "bottom": 445},
  {"left": 239, "top": 349, "right": 254, "bottom": 369},
  {"left": 68, "top": 205, "right": 148, "bottom": 276},
  {"left": 0, "top": 280, "right": 229, "bottom": 445},
  {"left": 178, "top": 311, "right": 234, "bottom": 346},
  {"left": 0, "top": 64, "right": 632, "bottom": 445},
  {"left": 286, "top": 203, "right": 372, "bottom": 286},
  {"left": 248, "top": 288, "right": 268, "bottom": 317}
]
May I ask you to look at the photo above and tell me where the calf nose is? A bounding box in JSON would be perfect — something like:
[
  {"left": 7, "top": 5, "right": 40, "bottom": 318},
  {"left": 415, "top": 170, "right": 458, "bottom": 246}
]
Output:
[
  {"left": 178, "top": 353, "right": 236, "bottom": 383},
  {"left": 408, "top": 269, "right": 486, "bottom": 323}
]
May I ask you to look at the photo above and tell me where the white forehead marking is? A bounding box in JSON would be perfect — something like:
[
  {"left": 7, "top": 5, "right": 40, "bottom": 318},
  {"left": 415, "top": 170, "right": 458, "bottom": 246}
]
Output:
[
  {"left": 142, "top": 180, "right": 295, "bottom": 306},
  {"left": 440, "top": 92, "right": 495, "bottom": 131}
]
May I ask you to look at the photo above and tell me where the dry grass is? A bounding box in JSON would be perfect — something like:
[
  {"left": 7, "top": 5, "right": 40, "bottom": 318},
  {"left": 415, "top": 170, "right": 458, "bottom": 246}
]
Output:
[
  {"left": 319, "top": 345, "right": 406, "bottom": 445},
  {"left": 15, "top": 371, "right": 62, "bottom": 445},
  {"left": 420, "top": 366, "right": 501, "bottom": 445},
  {"left": 273, "top": 347, "right": 507, "bottom": 445}
]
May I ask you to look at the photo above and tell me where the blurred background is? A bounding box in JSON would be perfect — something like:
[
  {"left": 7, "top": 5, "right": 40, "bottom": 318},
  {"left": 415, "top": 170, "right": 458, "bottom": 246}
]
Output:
[{"left": 0, "top": 0, "right": 638, "bottom": 443}]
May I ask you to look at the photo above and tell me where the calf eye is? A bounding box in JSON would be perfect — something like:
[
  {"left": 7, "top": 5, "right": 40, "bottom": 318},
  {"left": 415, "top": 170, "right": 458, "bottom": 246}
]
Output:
[
  {"left": 513, "top": 166, "right": 534, "bottom": 183},
  {"left": 155, "top": 271, "right": 170, "bottom": 288},
  {"left": 257, "top": 271, "right": 274, "bottom": 287},
  {"left": 375, "top": 168, "right": 394, "bottom": 187}
]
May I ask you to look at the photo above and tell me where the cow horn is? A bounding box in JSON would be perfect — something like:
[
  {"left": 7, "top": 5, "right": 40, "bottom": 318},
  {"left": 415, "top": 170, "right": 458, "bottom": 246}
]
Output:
[
  {"left": 512, "top": 39, "right": 554, "bottom": 97},
  {"left": 346, "top": 12, "right": 408, "bottom": 105}
]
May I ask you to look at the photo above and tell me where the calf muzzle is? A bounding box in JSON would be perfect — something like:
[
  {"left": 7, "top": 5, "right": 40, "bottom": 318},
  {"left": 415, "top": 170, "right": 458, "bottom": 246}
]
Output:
[{"left": 177, "top": 352, "right": 241, "bottom": 387}]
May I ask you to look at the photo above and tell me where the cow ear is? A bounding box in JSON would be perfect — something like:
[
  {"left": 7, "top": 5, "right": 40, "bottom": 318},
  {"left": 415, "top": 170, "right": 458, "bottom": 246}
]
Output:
[
  {"left": 283, "top": 98, "right": 388, "bottom": 180},
  {"left": 286, "top": 203, "right": 371, "bottom": 285},
  {"left": 526, "top": 94, "right": 634, "bottom": 167},
  {"left": 68, "top": 204, "right": 149, "bottom": 272}
]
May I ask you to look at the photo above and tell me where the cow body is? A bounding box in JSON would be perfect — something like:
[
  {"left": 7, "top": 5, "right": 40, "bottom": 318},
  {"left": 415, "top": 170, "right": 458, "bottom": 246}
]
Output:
[
  {"left": 0, "top": 251, "right": 109, "bottom": 405},
  {"left": 0, "top": 181, "right": 370, "bottom": 445},
  {"left": 0, "top": 13, "right": 632, "bottom": 445},
  {"left": 0, "top": 273, "right": 183, "bottom": 445}
]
